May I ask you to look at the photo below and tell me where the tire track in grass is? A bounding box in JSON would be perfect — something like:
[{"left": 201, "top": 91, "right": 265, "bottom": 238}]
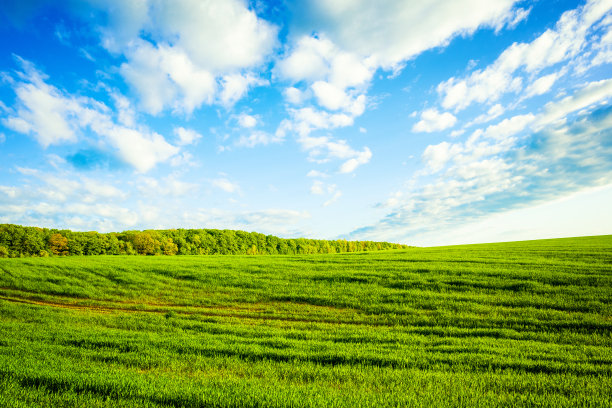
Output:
[{"left": 0, "top": 295, "right": 388, "bottom": 327}]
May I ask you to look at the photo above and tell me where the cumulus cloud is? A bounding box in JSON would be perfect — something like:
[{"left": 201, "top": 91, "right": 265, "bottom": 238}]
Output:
[
  {"left": 275, "top": 0, "right": 529, "bottom": 169},
  {"left": 284, "top": 87, "right": 309, "bottom": 105},
  {"left": 219, "top": 73, "right": 269, "bottom": 108},
  {"left": 236, "top": 113, "right": 258, "bottom": 128},
  {"left": 413, "top": 109, "right": 457, "bottom": 133},
  {"left": 174, "top": 127, "right": 202, "bottom": 146},
  {"left": 3, "top": 59, "right": 79, "bottom": 147},
  {"left": 274, "top": 107, "right": 371, "bottom": 173},
  {"left": 422, "top": 141, "right": 463, "bottom": 172},
  {"left": 3, "top": 60, "right": 179, "bottom": 172},
  {"left": 120, "top": 41, "right": 216, "bottom": 115},
  {"left": 89, "top": 0, "right": 278, "bottom": 114}
]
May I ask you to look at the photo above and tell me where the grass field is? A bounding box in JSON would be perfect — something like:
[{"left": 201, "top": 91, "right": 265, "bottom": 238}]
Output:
[{"left": 0, "top": 235, "right": 611, "bottom": 407}]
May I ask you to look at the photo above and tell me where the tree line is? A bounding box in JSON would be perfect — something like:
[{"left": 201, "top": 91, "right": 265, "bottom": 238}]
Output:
[{"left": 0, "top": 224, "right": 408, "bottom": 257}]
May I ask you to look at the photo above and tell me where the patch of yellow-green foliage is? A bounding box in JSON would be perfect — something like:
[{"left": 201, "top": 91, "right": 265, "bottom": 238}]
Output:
[{"left": 0, "top": 235, "right": 611, "bottom": 407}]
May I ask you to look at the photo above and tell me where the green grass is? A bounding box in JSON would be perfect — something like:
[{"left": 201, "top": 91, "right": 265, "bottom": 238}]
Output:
[{"left": 0, "top": 235, "right": 611, "bottom": 407}]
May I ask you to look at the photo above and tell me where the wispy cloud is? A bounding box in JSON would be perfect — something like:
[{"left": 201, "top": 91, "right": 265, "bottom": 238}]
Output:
[
  {"left": 352, "top": 81, "right": 612, "bottom": 243},
  {"left": 437, "top": 0, "right": 612, "bottom": 111}
]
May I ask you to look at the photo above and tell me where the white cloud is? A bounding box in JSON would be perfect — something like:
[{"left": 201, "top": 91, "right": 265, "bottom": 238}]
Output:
[
  {"left": 310, "top": 180, "right": 338, "bottom": 195},
  {"left": 183, "top": 208, "right": 311, "bottom": 237},
  {"left": 466, "top": 103, "right": 505, "bottom": 127},
  {"left": 4, "top": 60, "right": 179, "bottom": 172},
  {"left": 589, "top": 20, "right": 612, "bottom": 68},
  {"left": 277, "top": 0, "right": 524, "bottom": 168},
  {"left": 280, "top": 107, "right": 354, "bottom": 137},
  {"left": 537, "top": 78, "right": 612, "bottom": 127},
  {"left": 82, "top": 178, "right": 126, "bottom": 201},
  {"left": 3, "top": 62, "right": 79, "bottom": 147},
  {"left": 306, "top": 170, "right": 329, "bottom": 178},
  {"left": 284, "top": 87, "right": 309, "bottom": 105},
  {"left": 277, "top": 34, "right": 373, "bottom": 116},
  {"left": 174, "top": 127, "right": 202, "bottom": 146},
  {"left": 235, "top": 131, "right": 283, "bottom": 148},
  {"left": 151, "top": 0, "right": 277, "bottom": 72},
  {"left": 354, "top": 78, "right": 612, "bottom": 245},
  {"left": 276, "top": 107, "right": 372, "bottom": 173},
  {"left": 299, "top": 133, "right": 372, "bottom": 173},
  {"left": 482, "top": 113, "right": 535, "bottom": 140},
  {"left": 323, "top": 191, "right": 342, "bottom": 207},
  {"left": 0, "top": 165, "right": 141, "bottom": 231},
  {"left": 120, "top": 41, "right": 216, "bottom": 115},
  {"left": 136, "top": 175, "right": 196, "bottom": 197},
  {"left": 412, "top": 109, "right": 457, "bottom": 133},
  {"left": 525, "top": 72, "right": 562, "bottom": 97},
  {"left": 92, "top": 0, "right": 277, "bottom": 114},
  {"left": 311, "top": 81, "right": 367, "bottom": 115},
  {"left": 90, "top": 124, "right": 178, "bottom": 173},
  {"left": 438, "top": 65, "right": 522, "bottom": 111},
  {"left": 211, "top": 178, "right": 240, "bottom": 193},
  {"left": 438, "top": 0, "right": 612, "bottom": 111},
  {"left": 219, "top": 73, "right": 268, "bottom": 108},
  {"left": 309, "top": 180, "right": 341, "bottom": 206},
  {"left": 310, "top": 180, "right": 325, "bottom": 195},
  {"left": 422, "top": 141, "right": 463, "bottom": 172},
  {"left": 277, "top": 36, "right": 333, "bottom": 83},
  {"left": 237, "top": 113, "right": 257, "bottom": 128},
  {"left": 311, "top": 81, "right": 348, "bottom": 111},
  {"left": 339, "top": 148, "right": 372, "bottom": 174},
  {"left": 0, "top": 186, "right": 15, "bottom": 199},
  {"left": 112, "top": 92, "right": 136, "bottom": 127}
]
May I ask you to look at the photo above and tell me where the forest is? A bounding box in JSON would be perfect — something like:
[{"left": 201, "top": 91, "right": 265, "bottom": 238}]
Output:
[{"left": 0, "top": 224, "right": 407, "bottom": 258}]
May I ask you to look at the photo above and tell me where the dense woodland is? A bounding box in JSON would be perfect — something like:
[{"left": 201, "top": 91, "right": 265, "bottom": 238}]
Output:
[{"left": 0, "top": 224, "right": 408, "bottom": 257}]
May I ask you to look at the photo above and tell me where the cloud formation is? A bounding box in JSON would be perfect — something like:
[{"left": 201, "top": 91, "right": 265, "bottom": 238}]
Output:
[
  {"left": 4, "top": 59, "right": 179, "bottom": 172},
  {"left": 437, "top": 0, "right": 612, "bottom": 111},
  {"left": 354, "top": 79, "right": 612, "bottom": 243},
  {"left": 92, "top": 0, "right": 278, "bottom": 114}
]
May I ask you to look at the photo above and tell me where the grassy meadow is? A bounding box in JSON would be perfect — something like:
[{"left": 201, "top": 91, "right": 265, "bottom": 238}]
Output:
[{"left": 0, "top": 235, "right": 611, "bottom": 407}]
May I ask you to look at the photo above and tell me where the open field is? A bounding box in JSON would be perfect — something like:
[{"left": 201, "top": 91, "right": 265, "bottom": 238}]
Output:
[{"left": 0, "top": 235, "right": 611, "bottom": 407}]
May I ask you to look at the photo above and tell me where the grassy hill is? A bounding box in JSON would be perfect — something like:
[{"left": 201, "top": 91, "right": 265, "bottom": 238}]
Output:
[{"left": 1, "top": 235, "right": 611, "bottom": 407}]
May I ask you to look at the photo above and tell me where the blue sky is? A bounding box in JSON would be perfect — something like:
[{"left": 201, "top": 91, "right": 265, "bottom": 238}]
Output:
[{"left": 0, "top": 0, "right": 611, "bottom": 245}]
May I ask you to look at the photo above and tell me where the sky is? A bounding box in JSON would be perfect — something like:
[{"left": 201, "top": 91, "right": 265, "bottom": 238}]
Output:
[{"left": 0, "top": 0, "right": 611, "bottom": 246}]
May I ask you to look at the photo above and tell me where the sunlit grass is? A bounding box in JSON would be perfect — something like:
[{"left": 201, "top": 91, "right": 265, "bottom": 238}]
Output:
[{"left": 1, "top": 235, "right": 611, "bottom": 407}]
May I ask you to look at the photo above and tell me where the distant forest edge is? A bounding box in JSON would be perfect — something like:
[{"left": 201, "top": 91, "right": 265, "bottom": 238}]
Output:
[{"left": 0, "top": 224, "right": 408, "bottom": 257}]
